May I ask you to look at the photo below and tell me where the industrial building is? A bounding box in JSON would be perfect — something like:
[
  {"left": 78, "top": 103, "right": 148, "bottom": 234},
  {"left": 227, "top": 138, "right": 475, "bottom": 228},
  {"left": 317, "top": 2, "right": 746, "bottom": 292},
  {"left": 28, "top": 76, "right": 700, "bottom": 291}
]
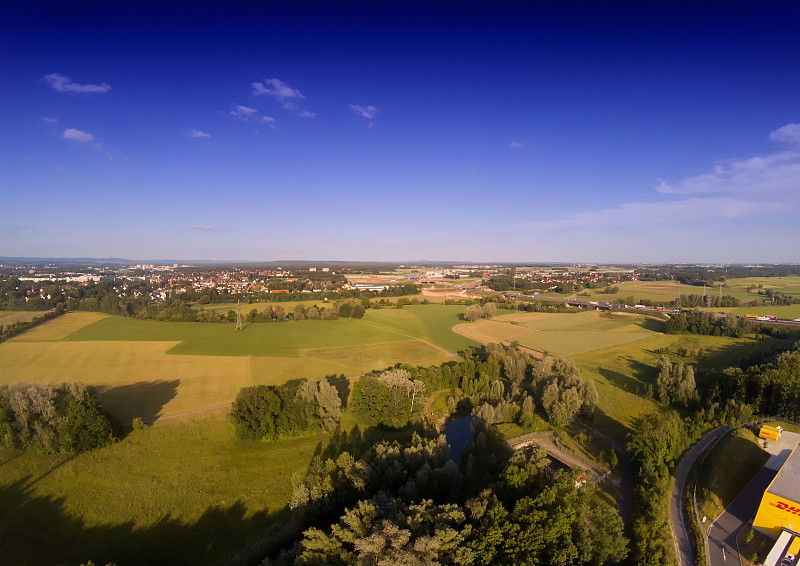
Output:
[
  {"left": 764, "top": 528, "right": 799, "bottom": 566},
  {"left": 754, "top": 443, "right": 800, "bottom": 538}
]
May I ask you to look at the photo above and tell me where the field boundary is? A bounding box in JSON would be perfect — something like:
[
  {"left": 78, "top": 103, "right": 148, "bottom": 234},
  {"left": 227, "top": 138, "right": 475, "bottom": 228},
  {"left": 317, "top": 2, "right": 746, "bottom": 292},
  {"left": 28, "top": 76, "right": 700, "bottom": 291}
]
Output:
[{"left": 362, "top": 321, "right": 458, "bottom": 359}]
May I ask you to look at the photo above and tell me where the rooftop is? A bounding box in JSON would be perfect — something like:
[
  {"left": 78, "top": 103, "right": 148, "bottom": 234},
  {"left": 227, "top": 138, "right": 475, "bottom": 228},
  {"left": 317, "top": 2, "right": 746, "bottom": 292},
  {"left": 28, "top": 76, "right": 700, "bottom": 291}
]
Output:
[{"left": 769, "top": 443, "right": 800, "bottom": 501}]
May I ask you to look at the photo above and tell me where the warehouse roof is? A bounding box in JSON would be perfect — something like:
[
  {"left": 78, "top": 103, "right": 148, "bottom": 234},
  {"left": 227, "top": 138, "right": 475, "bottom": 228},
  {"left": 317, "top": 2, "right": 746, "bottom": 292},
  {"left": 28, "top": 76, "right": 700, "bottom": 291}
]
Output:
[{"left": 769, "top": 443, "right": 800, "bottom": 501}]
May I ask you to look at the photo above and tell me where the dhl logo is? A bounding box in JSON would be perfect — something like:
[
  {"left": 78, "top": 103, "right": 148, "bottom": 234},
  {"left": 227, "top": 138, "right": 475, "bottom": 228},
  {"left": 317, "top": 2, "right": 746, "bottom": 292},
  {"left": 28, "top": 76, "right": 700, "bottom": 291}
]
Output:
[{"left": 773, "top": 501, "right": 800, "bottom": 515}]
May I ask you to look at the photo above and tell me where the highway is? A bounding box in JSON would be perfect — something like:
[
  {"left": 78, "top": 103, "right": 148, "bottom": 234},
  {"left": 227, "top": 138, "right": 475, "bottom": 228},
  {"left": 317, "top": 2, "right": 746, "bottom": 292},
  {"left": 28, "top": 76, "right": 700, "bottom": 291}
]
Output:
[{"left": 488, "top": 290, "right": 800, "bottom": 326}]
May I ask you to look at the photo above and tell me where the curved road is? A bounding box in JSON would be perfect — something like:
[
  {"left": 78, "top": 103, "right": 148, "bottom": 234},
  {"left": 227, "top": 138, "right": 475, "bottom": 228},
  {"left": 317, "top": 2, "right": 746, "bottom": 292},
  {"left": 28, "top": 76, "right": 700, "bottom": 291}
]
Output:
[
  {"left": 707, "top": 467, "right": 776, "bottom": 566},
  {"left": 670, "top": 426, "right": 729, "bottom": 566}
]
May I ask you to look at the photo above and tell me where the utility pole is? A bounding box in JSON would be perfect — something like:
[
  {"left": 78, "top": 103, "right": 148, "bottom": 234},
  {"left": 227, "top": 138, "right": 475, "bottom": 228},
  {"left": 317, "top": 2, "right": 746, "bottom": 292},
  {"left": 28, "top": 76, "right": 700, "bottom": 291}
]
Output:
[{"left": 235, "top": 299, "right": 244, "bottom": 330}]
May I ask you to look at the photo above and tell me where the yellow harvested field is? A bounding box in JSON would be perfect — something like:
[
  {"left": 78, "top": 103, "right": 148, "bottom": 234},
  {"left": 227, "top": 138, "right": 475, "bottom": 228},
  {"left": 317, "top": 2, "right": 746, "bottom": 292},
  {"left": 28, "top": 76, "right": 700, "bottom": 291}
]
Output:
[
  {"left": 10, "top": 312, "right": 109, "bottom": 341},
  {"left": 0, "top": 340, "right": 251, "bottom": 422},
  {"left": 492, "top": 312, "right": 564, "bottom": 323},
  {"left": 249, "top": 356, "right": 355, "bottom": 384},
  {"left": 0, "top": 311, "right": 53, "bottom": 325},
  {"left": 453, "top": 319, "right": 537, "bottom": 344}
]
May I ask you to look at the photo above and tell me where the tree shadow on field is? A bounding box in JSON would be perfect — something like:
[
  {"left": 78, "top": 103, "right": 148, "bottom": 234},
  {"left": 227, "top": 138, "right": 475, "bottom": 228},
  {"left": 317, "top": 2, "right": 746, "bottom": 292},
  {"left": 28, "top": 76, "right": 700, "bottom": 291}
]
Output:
[
  {"left": 92, "top": 380, "right": 180, "bottom": 427},
  {"left": 324, "top": 374, "right": 350, "bottom": 408},
  {"left": 598, "top": 367, "right": 643, "bottom": 396},
  {"left": 0, "top": 476, "right": 301, "bottom": 566}
]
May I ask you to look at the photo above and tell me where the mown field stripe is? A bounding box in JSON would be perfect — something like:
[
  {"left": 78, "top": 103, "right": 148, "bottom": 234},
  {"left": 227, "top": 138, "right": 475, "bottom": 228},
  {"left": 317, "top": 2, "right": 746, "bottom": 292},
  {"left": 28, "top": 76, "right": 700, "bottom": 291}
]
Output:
[{"left": 362, "top": 321, "right": 458, "bottom": 359}]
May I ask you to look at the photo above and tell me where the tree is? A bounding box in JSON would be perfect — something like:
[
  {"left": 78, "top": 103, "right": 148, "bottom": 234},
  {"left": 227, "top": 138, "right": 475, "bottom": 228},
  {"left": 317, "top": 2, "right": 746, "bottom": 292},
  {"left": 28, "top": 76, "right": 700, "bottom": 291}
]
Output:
[
  {"left": 316, "top": 380, "right": 342, "bottom": 435},
  {"left": 465, "top": 305, "right": 483, "bottom": 322}
]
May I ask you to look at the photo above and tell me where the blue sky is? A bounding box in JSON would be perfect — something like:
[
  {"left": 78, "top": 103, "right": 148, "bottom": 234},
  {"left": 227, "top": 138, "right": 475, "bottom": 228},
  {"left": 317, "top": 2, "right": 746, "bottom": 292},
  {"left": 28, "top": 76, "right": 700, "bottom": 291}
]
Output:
[{"left": 2, "top": 1, "right": 799, "bottom": 263}]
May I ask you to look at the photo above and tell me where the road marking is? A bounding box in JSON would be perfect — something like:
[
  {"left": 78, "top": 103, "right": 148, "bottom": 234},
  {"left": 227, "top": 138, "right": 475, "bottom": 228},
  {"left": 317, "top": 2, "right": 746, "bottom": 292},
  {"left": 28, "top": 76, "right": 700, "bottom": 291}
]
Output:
[{"left": 723, "top": 547, "right": 726, "bottom": 561}]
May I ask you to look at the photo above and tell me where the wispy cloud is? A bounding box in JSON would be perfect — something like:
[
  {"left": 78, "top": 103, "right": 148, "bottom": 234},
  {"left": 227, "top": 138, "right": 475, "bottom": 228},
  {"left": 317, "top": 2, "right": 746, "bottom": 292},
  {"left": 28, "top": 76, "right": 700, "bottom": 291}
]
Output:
[
  {"left": 528, "top": 123, "right": 800, "bottom": 230},
  {"left": 509, "top": 142, "right": 526, "bottom": 149},
  {"left": 350, "top": 104, "right": 379, "bottom": 120},
  {"left": 229, "top": 104, "right": 275, "bottom": 124},
  {"left": 62, "top": 128, "right": 95, "bottom": 143},
  {"left": 252, "top": 78, "right": 316, "bottom": 117},
  {"left": 192, "top": 225, "right": 215, "bottom": 231},
  {"left": 770, "top": 123, "right": 800, "bottom": 146},
  {"left": 44, "top": 73, "right": 111, "bottom": 94},
  {"left": 188, "top": 129, "right": 211, "bottom": 138},
  {"left": 42, "top": 117, "right": 58, "bottom": 124}
]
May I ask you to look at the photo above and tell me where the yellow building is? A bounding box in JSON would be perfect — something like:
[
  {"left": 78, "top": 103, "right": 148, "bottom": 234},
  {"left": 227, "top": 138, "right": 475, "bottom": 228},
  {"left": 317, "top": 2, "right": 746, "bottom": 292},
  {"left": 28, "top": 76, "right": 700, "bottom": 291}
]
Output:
[{"left": 754, "top": 443, "right": 800, "bottom": 537}]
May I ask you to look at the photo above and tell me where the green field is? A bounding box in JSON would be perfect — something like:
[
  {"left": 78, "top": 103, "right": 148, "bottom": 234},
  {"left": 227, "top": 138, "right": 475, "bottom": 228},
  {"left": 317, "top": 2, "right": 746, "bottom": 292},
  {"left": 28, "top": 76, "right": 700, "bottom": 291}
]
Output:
[
  {"left": 0, "top": 411, "right": 326, "bottom": 566},
  {"left": 0, "top": 306, "right": 472, "bottom": 422},
  {"left": 537, "top": 275, "right": 800, "bottom": 307},
  {"left": 454, "top": 311, "right": 660, "bottom": 358},
  {"left": 366, "top": 304, "right": 481, "bottom": 354},
  {"left": 65, "top": 316, "right": 411, "bottom": 357}
]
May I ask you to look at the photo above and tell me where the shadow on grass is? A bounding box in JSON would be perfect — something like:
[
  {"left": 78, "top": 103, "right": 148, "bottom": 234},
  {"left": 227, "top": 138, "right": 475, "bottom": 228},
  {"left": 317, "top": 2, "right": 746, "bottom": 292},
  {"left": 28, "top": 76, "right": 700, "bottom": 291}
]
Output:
[
  {"left": 0, "top": 476, "right": 299, "bottom": 566},
  {"left": 324, "top": 374, "right": 350, "bottom": 408},
  {"left": 598, "top": 366, "right": 644, "bottom": 396},
  {"left": 640, "top": 318, "right": 667, "bottom": 332},
  {"left": 92, "top": 380, "right": 180, "bottom": 426}
]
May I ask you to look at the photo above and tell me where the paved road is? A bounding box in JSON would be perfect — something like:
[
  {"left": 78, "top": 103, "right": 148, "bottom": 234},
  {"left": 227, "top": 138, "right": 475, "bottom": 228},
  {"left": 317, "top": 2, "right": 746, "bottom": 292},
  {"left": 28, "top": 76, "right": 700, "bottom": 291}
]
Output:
[
  {"left": 671, "top": 426, "right": 729, "bottom": 566},
  {"left": 708, "top": 467, "right": 777, "bottom": 566}
]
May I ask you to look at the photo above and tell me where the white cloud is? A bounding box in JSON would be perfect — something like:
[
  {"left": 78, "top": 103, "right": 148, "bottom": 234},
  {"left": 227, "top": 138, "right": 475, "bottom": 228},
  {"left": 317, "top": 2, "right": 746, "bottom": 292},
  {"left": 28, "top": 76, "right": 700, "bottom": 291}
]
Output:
[
  {"left": 350, "top": 104, "right": 379, "bottom": 120},
  {"left": 770, "top": 123, "right": 800, "bottom": 146},
  {"left": 229, "top": 104, "right": 275, "bottom": 124},
  {"left": 62, "top": 128, "right": 95, "bottom": 143},
  {"left": 252, "top": 78, "right": 304, "bottom": 101},
  {"left": 509, "top": 142, "right": 526, "bottom": 149},
  {"left": 188, "top": 129, "right": 211, "bottom": 138},
  {"left": 192, "top": 225, "right": 215, "bottom": 231},
  {"left": 42, "top": 117, "right": 58, "bottom": 124},
  {"left": 252, "top": 78, "right": 315, "bottom": 117},
  {"left": 528, "top": 123, "right": 800, "bottom": 230},
  {"left": 44, "top": 73, "right": 111, "bottom": 94}
]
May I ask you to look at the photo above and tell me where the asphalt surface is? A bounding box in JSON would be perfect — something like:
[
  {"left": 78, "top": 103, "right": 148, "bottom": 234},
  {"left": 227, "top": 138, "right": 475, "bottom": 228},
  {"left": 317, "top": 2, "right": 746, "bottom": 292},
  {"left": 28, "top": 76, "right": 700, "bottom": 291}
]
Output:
[
  {"left": 708, "top": 467, "right": 777, "bottom": 566},
  {"left": 671, "top": 426, "right": 729, "bottom": 566}
]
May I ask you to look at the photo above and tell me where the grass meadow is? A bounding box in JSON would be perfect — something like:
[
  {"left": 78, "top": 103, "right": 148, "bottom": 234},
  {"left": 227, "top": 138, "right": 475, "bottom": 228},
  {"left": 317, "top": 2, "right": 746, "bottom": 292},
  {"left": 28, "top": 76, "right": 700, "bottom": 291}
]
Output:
[
  {"left": 0, "top": 310, "right": 64, "bottom": 326},
  {"left": 0, "top": 411, "right": 325, "bottom": 566}
]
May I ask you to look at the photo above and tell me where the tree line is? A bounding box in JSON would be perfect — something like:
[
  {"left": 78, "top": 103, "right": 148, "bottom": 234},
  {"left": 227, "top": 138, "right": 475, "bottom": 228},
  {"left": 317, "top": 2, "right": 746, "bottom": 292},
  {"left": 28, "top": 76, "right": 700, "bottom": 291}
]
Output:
[
  {"left": 0, "top": 308, "right": 63, "bottom": 343},
  {"left": 0, "top": 382, "right": 115, "bottom": 453},
  {"left": 665, "top": 310, "right": 800, "bottom": 338},
  {"left": 230, "top": 380, "right": 343, "bottom": 441}
]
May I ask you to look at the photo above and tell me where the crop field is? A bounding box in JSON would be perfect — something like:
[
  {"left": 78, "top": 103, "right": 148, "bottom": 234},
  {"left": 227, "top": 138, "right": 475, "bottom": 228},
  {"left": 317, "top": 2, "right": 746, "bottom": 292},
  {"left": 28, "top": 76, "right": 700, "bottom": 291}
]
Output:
[
  {"left": 454, "top": 311, "right": 660, "bottom": 358},
  {"left": 538, "top": 280, "right": 711, "bottom": 302},
  {"left": 199, "top": 294, "right": 435, "bottom": 315},
  {"left": 0, "top": 307, "right": 470, "bottom": 422},
  {"left": 10, "top": 311, "right": 108, "bottom": 341},
  {"left": 366, "top": 304, "right": 481, "bottom": 354},
  {"left": 0, "top": 310, "right": 57, "bottom": 326},
  {"left": 536, "top": 277, "right": 800, "bottom": 305}
]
